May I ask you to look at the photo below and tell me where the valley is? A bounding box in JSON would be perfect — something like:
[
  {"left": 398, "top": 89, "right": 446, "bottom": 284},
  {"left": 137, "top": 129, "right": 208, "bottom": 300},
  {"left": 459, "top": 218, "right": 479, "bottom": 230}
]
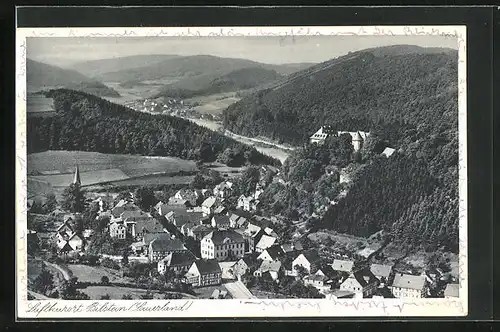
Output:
[{"left": 24, "top": 43, "right": 461, "bottom": 302}]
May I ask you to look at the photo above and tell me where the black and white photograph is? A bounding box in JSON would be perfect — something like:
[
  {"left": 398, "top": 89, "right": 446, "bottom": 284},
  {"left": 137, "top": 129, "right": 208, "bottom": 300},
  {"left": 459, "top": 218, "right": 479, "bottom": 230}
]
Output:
[{"left": 16, "top": 25, "right": 467, "bottom": 318}]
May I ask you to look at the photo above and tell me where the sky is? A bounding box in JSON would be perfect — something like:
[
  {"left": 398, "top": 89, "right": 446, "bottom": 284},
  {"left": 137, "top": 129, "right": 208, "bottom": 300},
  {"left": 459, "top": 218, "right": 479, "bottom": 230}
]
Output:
[{"left": 27, "top": 35, "right": 458, "bottom": 67}]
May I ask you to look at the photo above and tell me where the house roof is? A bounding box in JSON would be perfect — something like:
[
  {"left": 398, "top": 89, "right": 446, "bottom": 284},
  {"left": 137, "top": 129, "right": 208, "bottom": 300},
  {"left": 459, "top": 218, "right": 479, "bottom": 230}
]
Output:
[
  {"left": 304, "top": 273, "right": 329, "bottom": 282},
  {"left": 193, "top": 259, "right": 222, "bottom": 274},
  {"left": 348, "top": 269, "right": 378, "bottom": 288},
  {"left": 332, "top": 259, "right": 354, "bottom": 272},
  {"left": 174, "top": 212, "right": 204, "bottom": 227},
  {"left": 160, "top": 251, "right": 196, "bottom": 267},
  {"left": 215, "top": 181, "right": 233, "bottom": 191},
  {"left": 121, "top": 210, "right": 151, "bottom": 220},
  {"left": 370, "top": 264, "right": 393, "bottom": 278},
  {"left": 192, "top": 224, "right": 212, "bottom": 234},
  {"left": 134, "top": 219, "right": 164, "bottom": 234},
  {"left": 301, "top": 251, "right": 322, "bottom": 264},
  {"left": 212, "top": 215, "right": 230, "bottom": 226},
  {"left": 382, "top": 147, "right": 396, "bottom": 157},
  {"left": 317, "top": 265, "right": 337, "bottom": 278},
  {"left": 214, "top": 206, "right": 227, "bottom": 214},
  {"left": 258, "top": 260, "right": 282, "bottom": 273},
  {"left": 281, "top": 243, "right": 293, "bottom": 253},
  {"left": 204, "top": 229, "right": 244, "bottom": 245},
  {"left": 56, "top": 221, "right": 73, "bottom": 232},
  {"left": 143, "top": 232, "right": 172, "bottom": 245},
  {"left": 391, "top": 273, "right": 426, "bottom": 291},
  {"left": 246, "top": 223, "right": 262, "bottom": 236},
  {"left": 168, "top": 197, "right": 188, "bottom": 206},
  {"left": 231, "top": 209, "right": 253, "bottom": 219},
  {"left": 202, "top": 196, "right": 217, "bottom": 208},
  {"left": 176, "top": 189, "right": 198, "bottom": 200},
  {"left": 293, "top": 242, "right": 304, "bottom": 251},
  {"left": 238, "top": 256, "right": 254, "bottom": 267},
  {"left": 154, "top": 201, "right": 165, "bottom": 209},
  {"left": 260, "top": 245, "right": 283, "bottom": 260},
  {"left": 150, "top": 238, "right": 186, "bottom": 252},
  {"left": 444, "top": 283, "right": 459, "bottom": 297},
  {"left": 358, "top": 247, "right": 376, "bottom": 258},
  {"left": 256, "top": 235, "right": 277, "bottom": 250}
]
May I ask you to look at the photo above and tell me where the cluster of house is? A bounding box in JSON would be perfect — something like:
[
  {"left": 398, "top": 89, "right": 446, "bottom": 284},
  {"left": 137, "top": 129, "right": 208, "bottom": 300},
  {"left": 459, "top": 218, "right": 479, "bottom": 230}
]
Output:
[{"left": 55, "top": 214, "right": 89, "bottom": 253}]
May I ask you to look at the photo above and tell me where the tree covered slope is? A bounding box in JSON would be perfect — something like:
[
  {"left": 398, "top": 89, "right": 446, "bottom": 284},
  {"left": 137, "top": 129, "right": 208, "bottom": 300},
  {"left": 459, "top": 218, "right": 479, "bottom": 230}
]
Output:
[
  {"left": 92, "top": 54, "right": 313, "bottom": 83},
  {"left": 27, "top": 59, "right": 120, "bottom": 97},
  {"left": 222, "top": 46, "right": 458, "bottom": 146},
  {"left": 27, "top": 89, "right": 280, "bottom": 167},
  {"left": 154, "top": 67, "right": 284, "bottom": 99}
]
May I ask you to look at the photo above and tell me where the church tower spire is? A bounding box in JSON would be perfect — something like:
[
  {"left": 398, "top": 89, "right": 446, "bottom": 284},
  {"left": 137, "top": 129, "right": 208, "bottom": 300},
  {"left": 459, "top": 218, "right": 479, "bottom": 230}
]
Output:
[{"left": 73, "top": 165, "right": 81, "bottom": 185}]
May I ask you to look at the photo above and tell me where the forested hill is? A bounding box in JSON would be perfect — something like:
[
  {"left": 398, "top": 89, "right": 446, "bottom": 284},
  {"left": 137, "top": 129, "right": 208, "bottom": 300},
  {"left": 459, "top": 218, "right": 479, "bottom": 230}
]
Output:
[
  {"left": 222, "top": 47, "right": 458, "bottom": 147},
  {"left": 27, "top": 89, "right": 280, "bottom": 167},
  {"left": 27, "top": 59, "right": 120, "bottom": 97},
  {"left": 92, "top": 54, "right": 313, "bottom": 83},
  {"left": 154, "top": 67, "right": 284, "bottom": 99}
]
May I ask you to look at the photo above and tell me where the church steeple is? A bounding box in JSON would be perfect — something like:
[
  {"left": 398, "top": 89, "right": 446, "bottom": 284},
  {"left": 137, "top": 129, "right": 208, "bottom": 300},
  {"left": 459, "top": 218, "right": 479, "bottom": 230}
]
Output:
[{"left": 73, "top": 165, "right": 81, "bottom": 185}]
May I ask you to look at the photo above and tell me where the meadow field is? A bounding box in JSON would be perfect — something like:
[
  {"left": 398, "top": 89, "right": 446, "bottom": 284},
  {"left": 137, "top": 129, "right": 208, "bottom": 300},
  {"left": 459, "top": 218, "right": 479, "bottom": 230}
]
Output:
[
  {"left": 67, "top": 264, "right": 131, "bottom": 284},
  {"left": 27, "top": 150, "right": 198, "bottom": 191},
  {"left": 27, "top": 94, "right": 55, "bottom": 114},
  {"left": 28, "top": 151, "right": 197, "bottom": 177},
  {"left": 185, "top": 92, "right": 242, "bottom": 115}
]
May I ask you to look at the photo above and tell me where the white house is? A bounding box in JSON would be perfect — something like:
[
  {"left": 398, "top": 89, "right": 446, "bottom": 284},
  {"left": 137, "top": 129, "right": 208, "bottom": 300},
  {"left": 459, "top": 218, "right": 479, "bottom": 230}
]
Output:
[
  {"left": 257, "top": 245, "right": 283, "bottom": 262},
  {"left": 109, "top": 222, "right": 127, "bottom": 239},
  {"left": 184, "top": 259, "right": 222, "bottom": 287},
  {"left": 157, "top": 251, "right": 196, "bottom": 275},
  {"left": 254, "top": 260, "right": 282, "bottom": 281},
  {"left": 237, "top": 195, "right": 258, "bottom": 212},
  {"left": 309, "top": 126, "right": 336, "bottom": 144},
  {"left": 213, "top": 181, "right": 233, "bottom": 199},
  {"left": 370, "top": 263, "right": 394, "bottom": 284},
  {"left": 390, "top": 273, "right": 427, "bottom": 298},
  {"left": 332, "top": 259, "right": 355, "bottom": 274},
  {"left": 201, "top": 229, "right": 245, "bottom": 261},
  {"left": 201, "top": 196, "right": 218, "bottom": 216},
  {"left": 304, "top": 270, "right": 333, "bottom": 293},
  {"left": 292, "top": 252, "right": 322, "bottom": 275},
  {"left": 381, "top": 147, "right": 396, "bottom": 157},
  {"left": 339, "top": 269, "right": 378, "bottom": 298}
]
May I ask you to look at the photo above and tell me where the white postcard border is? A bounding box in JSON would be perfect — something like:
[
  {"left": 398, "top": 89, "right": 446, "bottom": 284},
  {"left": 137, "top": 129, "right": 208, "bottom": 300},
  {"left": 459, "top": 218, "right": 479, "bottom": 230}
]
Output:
[{"left": 16, "top": 25, "right": 467, "bottom": 319}]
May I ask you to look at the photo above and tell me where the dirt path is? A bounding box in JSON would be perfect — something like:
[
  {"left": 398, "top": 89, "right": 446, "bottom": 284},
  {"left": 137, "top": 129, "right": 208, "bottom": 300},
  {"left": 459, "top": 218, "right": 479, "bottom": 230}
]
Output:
[{"left": 44, "top": 261, "right": 71, "bottom": 281}]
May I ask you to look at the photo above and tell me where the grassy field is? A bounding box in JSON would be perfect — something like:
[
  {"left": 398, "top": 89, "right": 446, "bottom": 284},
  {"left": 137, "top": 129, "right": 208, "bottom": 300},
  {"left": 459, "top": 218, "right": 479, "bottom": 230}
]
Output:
[
  {"left": 104, "top": 174, "right": 195, "bottom": 187},
  {"left": 28, "top": 151, "right": 197, "bottom": 177},
  {"left": 185, "top": 92, "right": 241, "bottom": 115},
  {"left": 67, "top": 264, "right": 131, "bottom": 284},
  {"left": 80, "top": 285, "right": 164, "bottom": 300},
  {"left": 31, "top": 168, "right": 130, "bottom": 187},
  {"left": 27, "top": 94, "right": 55, "bottom": 113}
]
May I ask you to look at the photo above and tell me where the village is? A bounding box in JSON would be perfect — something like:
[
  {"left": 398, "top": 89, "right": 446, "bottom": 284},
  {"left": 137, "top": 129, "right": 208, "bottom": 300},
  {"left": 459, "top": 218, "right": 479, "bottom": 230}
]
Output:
[{"left": 26, "top": 129, "right": 459, "bottom": 301}]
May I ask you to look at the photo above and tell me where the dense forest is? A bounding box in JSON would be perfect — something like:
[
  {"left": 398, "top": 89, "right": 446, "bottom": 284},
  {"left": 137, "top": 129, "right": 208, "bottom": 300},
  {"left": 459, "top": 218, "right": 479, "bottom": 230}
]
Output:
[
  {"left": 27, "top": 89, "right": 280, "bottom": 167},
  {"left": 241, "top": 46, "right": 460, "bottom": 253},
  {"left": 222, "top": 49, "right": 458, "bottom": 147}
]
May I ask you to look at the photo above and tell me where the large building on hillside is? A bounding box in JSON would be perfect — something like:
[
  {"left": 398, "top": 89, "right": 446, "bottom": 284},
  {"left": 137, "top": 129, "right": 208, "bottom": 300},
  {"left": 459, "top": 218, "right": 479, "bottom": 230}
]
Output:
[
  {"left": 309, "top": 126, "right": 370, "bottom": 152},
  {"left": 201, "top": 229, "right": 245, "bottom": 261}
]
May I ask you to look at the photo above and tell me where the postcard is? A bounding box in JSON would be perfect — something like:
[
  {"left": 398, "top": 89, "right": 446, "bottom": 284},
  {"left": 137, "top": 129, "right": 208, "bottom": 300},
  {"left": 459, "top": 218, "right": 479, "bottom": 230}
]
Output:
[{"left": 16, "top": 25, "right": 467, "bottom": 319}]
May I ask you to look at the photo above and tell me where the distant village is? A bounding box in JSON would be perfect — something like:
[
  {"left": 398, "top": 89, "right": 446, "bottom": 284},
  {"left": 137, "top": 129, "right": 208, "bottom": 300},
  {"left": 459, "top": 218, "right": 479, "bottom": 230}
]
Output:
[{"left": 27, "top": 148, "right": 458, "bottom": 300}]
